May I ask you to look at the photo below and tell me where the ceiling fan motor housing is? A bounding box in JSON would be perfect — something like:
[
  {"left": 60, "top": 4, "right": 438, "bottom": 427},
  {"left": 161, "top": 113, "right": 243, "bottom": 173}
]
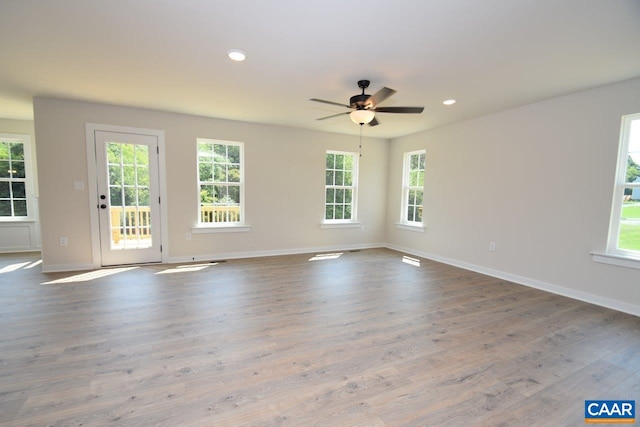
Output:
[
  {"left": 351, "top": 79, "right": 372, "bottom": 109},
  {"left": 350, "top": 94, "right": 371, "bottom": 109}
]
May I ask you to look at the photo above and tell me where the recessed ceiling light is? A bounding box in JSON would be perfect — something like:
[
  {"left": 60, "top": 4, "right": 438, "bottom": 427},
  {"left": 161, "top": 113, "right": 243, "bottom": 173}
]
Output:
[
  {"left": 443, "top": 99, "right": 456, "bottom": 106},
  {"left": 227, "top": 49, "right": 246, "bottom": 62}
]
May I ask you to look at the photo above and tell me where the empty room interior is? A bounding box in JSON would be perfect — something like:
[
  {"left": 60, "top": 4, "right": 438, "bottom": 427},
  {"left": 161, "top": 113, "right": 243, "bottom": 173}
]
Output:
[{"left": 1, "top": 1, "right": 639, "bottom": 425}]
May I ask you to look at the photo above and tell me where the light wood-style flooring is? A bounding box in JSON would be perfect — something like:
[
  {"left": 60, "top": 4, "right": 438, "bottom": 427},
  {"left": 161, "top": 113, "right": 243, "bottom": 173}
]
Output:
[{"left": 0, "top": 249, "right": 638, "bottom": 426}]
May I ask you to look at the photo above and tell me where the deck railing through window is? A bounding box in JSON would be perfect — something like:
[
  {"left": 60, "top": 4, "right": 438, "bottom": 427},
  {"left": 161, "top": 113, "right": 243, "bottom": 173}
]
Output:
[
  {"left": 110, "top": 205, "right": 241, "bottom": 243},
  {"left": 110, "top": 206, "right": 151, "bottom": 244},
  {"left": 200, "top": 205, "right": 240, "bottom": 223}
]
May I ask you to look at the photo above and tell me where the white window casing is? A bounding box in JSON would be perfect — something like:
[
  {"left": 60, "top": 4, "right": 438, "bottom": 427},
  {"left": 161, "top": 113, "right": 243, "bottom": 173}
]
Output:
[
  {"left": 324, "top": 150, "right": 359, "bottom": 224},
  {"left": 0, "top": 133, "right": 34, "bottom": 221},
  {"left": 398, "top": 149, "right": 426, "bottom": 231},
  {"left": 194, "top": 138, "right": 249, "bottom": 233},
  {"left": 593, "top": 113, "right": 640, "bottom": 269}
]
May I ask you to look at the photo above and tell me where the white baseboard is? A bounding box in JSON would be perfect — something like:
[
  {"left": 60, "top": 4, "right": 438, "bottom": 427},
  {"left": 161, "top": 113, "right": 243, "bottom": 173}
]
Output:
[
  {"left": 0, "top": 248, "right": 41, "bottom": 254},
  {"left": 39, "top": 244, "right": 385, "bottom": 272},
  {"left": 41, "top": 263, "right": 100, "bottom": 273},
  {"left": 166, "top": 242, "right": 385, "bottom": 264},
  {"left": 385, "top": 243, "right": 640, "bottom": 317}
]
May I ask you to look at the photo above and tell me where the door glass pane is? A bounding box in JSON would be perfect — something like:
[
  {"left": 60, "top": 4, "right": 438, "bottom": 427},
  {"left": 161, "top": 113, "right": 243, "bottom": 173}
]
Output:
[
  {"left": 123, "top": 166, "right": 136, "bottom": 185},
  {"left": 124, "top": 187, "right": 137, "bottom": 206},
  {"left": 109, "top": 164, "right": 122, "bottom": 185},
  {"left": 137, "top": 166, "right": 149, "bottom": 187},
  {"left": 110, "top": 187, "right": 122, "bottom": 206},
  {"left": 138, "top": 187, "right": 149, "bottom": 205},
  {"left": 107, "top": 142, "right": 152, "bottom": 250}
]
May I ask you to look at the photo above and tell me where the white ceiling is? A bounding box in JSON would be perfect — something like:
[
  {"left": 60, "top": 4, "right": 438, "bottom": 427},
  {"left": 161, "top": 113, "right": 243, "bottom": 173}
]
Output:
[{"left": 1, "top": 0, "right": 639, "bottom": 138}]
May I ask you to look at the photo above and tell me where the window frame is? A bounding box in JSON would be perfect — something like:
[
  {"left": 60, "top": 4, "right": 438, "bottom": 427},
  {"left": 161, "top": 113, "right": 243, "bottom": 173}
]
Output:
[
  {"left": 606, "top": 113, "right": 640, "bottom": 259},
  {"left": 323, "top": 150, "right": 359, "bottom": 224},
  {"left": 399, "top": 149, "right": 426, "bottom": 230},
  {"left": 0, "top": 133, "right": 34, "bottom": 222},
  {"left": 195, "top": 138, "right": 247, "bottom": 231}
]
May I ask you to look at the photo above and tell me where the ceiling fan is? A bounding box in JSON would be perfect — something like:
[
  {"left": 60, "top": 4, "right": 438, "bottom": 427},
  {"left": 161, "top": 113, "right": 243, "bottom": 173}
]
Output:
[{"left": 310, "top": 80, "right": 424, "bottom": 126}]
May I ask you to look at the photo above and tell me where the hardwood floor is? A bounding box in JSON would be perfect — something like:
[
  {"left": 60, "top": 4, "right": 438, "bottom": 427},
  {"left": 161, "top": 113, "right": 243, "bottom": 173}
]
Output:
[{"left": 0, "top": 248, "right": 638, "bottom": 426}]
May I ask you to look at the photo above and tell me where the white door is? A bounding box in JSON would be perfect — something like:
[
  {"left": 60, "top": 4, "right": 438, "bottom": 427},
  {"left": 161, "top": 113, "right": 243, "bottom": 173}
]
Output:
[{"left": 95, "top": 131, "right": 162, "bottom": 266}]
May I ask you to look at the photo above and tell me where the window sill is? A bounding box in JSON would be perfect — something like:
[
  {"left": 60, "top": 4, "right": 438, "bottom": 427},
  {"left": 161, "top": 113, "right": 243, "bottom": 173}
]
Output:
[
  {"left": 320, "top": 222, "right": 363, "bottom": 229},
  {"left": 591, "top": 251, "right": 640, "bottom": 270},
  {"left": 396, "top": 223, "right": 425, "bottom": 232},
  {"left": 192, "top": 224, "right": 251, "bottom": 234},
  {"left": 0, "top": 218, "right": 36, "bottom": 223}
]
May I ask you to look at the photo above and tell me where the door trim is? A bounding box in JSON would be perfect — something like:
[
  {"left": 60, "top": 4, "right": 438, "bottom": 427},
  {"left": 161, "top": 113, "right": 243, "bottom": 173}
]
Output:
[{"left": 85, "top": 123, "right": 169, "bottom": 267}]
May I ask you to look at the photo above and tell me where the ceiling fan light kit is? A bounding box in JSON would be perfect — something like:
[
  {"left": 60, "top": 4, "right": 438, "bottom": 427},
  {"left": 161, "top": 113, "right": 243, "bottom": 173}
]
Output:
[
  {"left": 311, "top": 79, "right": 424, "bottom": 127},
  {"left": 350, "top": 109, "right": 375, "bottom": 125}
]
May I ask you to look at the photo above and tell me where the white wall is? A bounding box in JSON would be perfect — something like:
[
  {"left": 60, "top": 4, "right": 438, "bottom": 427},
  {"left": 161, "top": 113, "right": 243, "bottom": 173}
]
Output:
[
  {"left": 33, "top": 98, "right": 388, "bottom": 271},
  {"left": 0, "top": 118, "right": 40, "bottom": 253},
  {"left": 31, "top": 77, "right": 640, "bottom": 315},
  {"left": 386, "top": 77, "right": 640, "bottom": 315}
]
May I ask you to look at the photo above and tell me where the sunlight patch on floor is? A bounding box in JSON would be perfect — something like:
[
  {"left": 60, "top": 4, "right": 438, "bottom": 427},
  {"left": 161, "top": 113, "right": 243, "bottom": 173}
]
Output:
[
  {"left": 155, "top": 263, "right": 216, "bottom": 274},
  {"left": 0, "top": 261, "right": 32, "bottom": 274},
  {"left": 24, "top": 259, "right": 42, "bottom": 269},
  {"left": 402, "top": 255, "right": 421, "bottom": 267},
  {"left": 42, "top": 267, "right": 139, "bottom": 284},
  {"left": 309, "top": 252, "right": 343, "bottom": 261}
]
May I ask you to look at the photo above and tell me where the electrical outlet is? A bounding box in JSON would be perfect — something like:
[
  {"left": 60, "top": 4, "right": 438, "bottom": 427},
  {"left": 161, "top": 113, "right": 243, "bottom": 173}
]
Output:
[
  {"left": 185, "top": 232, "right": 192, "bottom": 241},
  {"left": 59, "top": 236, "right": 68, "bottom": 246},
  {"left": 489, "top": 241, "right": 496, "bottom": 252}
]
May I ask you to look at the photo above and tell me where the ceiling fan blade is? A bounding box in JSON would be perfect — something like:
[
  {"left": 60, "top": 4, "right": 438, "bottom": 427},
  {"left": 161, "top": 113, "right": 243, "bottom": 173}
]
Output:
[
  {"left": 374, "top": 106, "right": 424, "bottom": 114},
  {"left": 367, "top": 87, "right": 397, "bottom": 107},
  {"left": 368, "top": 117, "right": 380, "bottom": 127},
  {"left": 316, "top": 111, "right": 350, "bottom": 121},
  {"left": 310, "top": 98, "right": 351, "bottom": 108}
]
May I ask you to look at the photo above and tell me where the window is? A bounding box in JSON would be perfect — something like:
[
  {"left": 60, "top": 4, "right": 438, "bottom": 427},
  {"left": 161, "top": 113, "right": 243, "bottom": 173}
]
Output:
[
  {"left": 325, "top": 151, "right": 358, "bottom": 222},
  {"left": 197, "top": 139, "right": 243, "bottom": 225},
  {"left": 0, "top": 134, "right": 32, "bottom": 219},
  {"left": 607, "top": 113, "right": 640, "bottom": 257},
  {"left": 401, "top": 150, "right": 426, "bottom": 226}
]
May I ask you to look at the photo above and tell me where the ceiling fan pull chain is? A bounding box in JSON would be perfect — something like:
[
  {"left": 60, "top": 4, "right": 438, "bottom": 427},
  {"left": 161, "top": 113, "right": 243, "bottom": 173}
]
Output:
[{"left": 359, "top": 123, "right": 363, "bottom": 157}]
